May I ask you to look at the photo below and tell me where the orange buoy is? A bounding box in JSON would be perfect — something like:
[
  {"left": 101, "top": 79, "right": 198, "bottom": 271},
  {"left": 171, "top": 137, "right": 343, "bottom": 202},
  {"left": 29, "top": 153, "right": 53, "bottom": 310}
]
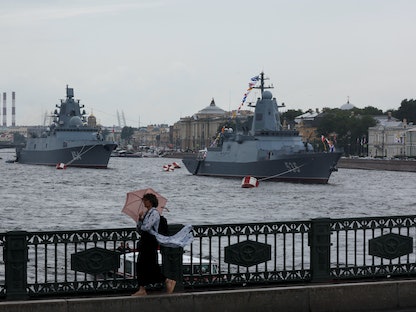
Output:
[
  {"left": 241, "top": 176, "right": 259, "bottom": 188},
  {"left": 163, "top": 164, "right": 175, "bottom": 172},
  {"left": 56, "top": 163, "right": 67, "bottom": 170},
  {"left": 172, "top": 162, "right": 181, "bottom": 168}
]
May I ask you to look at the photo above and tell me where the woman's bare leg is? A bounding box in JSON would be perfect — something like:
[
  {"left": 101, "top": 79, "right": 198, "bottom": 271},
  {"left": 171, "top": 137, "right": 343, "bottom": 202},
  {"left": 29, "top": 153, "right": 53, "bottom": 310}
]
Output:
[
  {"left": 132, "top": 286, "right": 147, "bottom": 296},
  {"left": 165, "top": 278, "right": 176, "bottom": 294}
]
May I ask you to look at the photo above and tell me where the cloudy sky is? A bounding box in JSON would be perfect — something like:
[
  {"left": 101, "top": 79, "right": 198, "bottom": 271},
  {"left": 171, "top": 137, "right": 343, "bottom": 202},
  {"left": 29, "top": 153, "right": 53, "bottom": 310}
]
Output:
[{"left": 1, "top": 0, "right": 415, "bottom": 127}]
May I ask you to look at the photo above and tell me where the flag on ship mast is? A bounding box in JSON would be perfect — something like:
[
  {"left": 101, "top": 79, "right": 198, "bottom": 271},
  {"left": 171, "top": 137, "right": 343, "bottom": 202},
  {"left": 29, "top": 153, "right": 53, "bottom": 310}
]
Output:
[{"left": 235, "top": 74, "right": 260, "bottom": 115}]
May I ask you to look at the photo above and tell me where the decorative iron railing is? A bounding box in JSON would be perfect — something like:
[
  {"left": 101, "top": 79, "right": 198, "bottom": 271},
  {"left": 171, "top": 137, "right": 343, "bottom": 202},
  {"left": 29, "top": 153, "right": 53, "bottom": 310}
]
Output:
[{"left": 1, "top": 215, "right": 416, "bottom": 300}]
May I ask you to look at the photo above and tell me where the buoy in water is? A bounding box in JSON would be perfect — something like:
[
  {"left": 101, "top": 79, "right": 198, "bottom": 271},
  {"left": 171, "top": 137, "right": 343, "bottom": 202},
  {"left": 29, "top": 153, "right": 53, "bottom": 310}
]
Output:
[
  {"left": 56, "top": 163, "right": 67, "bottom": 170},
  {"left": 163, "top": 164, "right": 175, "bottom": 172},
  {"left": 172, "top": 161, "right": 181, "bottom": 168},
  {"left": 241, "top": 176, "right": 259, "bottom": 188}
]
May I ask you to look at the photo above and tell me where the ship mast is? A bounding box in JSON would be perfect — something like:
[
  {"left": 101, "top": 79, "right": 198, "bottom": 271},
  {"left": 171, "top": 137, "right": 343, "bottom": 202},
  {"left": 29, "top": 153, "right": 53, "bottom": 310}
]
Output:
[{"left": 254, "top": 72, "right": 273, "bottom": 95}]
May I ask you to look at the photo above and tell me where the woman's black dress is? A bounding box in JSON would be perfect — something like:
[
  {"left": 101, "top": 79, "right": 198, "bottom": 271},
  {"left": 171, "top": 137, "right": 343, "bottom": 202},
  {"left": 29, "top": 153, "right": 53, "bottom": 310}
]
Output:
[{"left": 137, "top": 231, "right": 164, "bottom": 286}]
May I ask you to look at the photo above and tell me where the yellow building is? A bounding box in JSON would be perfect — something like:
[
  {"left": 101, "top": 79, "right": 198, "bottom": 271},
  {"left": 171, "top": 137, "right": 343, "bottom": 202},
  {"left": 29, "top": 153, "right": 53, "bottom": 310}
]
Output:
[{"left": 175, "top": 98, "right": 228, "bottom": 151}]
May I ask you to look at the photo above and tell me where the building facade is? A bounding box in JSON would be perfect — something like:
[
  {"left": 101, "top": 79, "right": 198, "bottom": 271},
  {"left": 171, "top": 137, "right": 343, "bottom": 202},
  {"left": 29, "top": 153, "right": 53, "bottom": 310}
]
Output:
[
  {"left": 175, "top": 116, "right": 226, "bottom": 151},
  {"left": 406, "top": 128, "right": 416, "bottom": 157},
  {"left": 174, "top": 98, "right": 231, "bottom": 151},
  {"left": 368, "top": 116, "right": 416, "bottom": 158}
]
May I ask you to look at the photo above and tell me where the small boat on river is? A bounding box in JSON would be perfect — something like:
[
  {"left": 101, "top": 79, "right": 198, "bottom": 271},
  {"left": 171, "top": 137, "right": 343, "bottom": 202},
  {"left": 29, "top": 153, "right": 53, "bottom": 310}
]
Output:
[
  {"left": 182, "top": 72, "right": 342, "bottom": 184},
  {"left": 16, "top": 86, "right": 117, "bottom": 168},
  {"left": 116, "top": 251, "right": 218, "bottom": 280}
]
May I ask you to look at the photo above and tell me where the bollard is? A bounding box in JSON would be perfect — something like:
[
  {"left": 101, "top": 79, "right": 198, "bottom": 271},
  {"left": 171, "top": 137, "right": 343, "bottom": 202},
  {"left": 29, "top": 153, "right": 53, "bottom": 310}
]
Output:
[
  {"left": 5, "top": 231, "right": 29, "bottom": 300},
  {"left": 309, "top": 218, "right": 331, "bottom": 282},
  {"left": 160, "top": 224, "right": 184, "bottom": 292}
]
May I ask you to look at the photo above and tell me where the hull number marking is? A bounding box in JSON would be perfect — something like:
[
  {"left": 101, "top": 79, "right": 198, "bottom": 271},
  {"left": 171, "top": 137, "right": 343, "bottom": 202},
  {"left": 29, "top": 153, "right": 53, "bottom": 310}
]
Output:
[{"left": 284, "top": 162, "right": 301, "bottom": 173}]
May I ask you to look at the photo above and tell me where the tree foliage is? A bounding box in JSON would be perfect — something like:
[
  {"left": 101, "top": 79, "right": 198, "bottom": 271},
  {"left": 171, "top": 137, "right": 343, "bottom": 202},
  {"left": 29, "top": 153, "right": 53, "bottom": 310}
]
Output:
[
  {"left": 120, "top": 126, "right": 135, "bottom": 142},
  {"left": 356, "top": 106, "right": 383, "bottom": 116},
  {"left": 281, "top": 109, "right": 304, "bottom": 123},
  {"left": 317, "top": 109, "right": 376, "bottom": 155},
  {"left": 391, "top": 99, "right": 416, "bottom": 123}
]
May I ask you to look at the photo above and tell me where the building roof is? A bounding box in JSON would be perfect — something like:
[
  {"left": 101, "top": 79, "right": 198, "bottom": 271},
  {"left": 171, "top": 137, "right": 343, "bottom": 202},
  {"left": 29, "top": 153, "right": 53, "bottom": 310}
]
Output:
[
  {"left": 372, "top": 115, "right": 399, "bottom": 123},
  {"left": 197, "top": 98, "right": 226, "bottom": 116},
  {"left": 294, "top": 111, "right": 319, "bottom": 123},
  {"left": 375, "top": 121, "right": 403, "bottom": 129}
]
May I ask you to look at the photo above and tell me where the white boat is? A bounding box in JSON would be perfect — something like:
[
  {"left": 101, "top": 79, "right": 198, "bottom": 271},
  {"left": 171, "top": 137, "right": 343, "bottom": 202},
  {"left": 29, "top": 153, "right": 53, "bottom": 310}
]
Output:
[{"left": 117, "top": 251, "right": 218, "bottom": 279}]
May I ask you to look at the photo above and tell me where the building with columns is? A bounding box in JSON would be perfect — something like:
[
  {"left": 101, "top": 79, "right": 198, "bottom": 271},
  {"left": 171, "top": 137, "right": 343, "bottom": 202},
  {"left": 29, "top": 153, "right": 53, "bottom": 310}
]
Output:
[
  {"left": 173, "top": 98, "right": 253, "bottom": 151},
  {"left": 174, "top": 98, "right": 228, "bottom": 151}
]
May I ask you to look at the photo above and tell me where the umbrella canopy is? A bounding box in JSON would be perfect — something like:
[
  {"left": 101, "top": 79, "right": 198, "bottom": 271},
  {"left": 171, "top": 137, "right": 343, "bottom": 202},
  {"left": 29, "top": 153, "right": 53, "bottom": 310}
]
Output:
[{"left": 121, "top": 188, "right": 167, "bottom": 222}]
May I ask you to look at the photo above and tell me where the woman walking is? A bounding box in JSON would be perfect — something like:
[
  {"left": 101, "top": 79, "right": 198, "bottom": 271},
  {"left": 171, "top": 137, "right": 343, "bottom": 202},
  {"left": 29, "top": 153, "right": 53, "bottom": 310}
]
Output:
[{"left": 132, "top": 193, "right": 176, "bottom": 296}]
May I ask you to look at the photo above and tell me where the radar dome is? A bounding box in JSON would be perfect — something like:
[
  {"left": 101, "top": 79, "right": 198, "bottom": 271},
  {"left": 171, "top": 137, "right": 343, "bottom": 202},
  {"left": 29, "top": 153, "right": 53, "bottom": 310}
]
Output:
[
  {"left": 262, "top": 90, "right": 273, "bottom": 99},
  {"left": 69, "top": 116, "right": 83, "bottom": 127}
]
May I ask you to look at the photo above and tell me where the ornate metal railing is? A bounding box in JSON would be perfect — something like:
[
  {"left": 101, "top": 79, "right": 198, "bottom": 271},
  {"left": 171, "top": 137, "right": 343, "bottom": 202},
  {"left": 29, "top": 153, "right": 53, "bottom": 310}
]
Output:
[
  {"left": 329, "top": 216, "right": 416, "bottom": 279},
  {"left": 1, "top": 215, "right": 416, "bottom": 300}
]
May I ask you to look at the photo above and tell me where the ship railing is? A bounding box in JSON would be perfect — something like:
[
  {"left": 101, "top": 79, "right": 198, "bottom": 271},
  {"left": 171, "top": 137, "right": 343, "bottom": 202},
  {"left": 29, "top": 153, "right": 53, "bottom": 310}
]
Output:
[
  {"left": 1, "top": 215, "right": 416, "bottom": 300},
  {"left": 195, "top": 149, "right": 207, "bottom": 160}
]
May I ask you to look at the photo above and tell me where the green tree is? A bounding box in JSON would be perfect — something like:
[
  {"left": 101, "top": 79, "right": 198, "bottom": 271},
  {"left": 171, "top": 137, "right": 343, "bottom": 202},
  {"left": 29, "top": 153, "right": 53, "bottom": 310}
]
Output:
[
  {"left": 357, "top": 106, "right": 383, "bottom": 116},
  {"left": 317, "top": 109, "right": 376, "bottom": 155},
  {"left": 121, "top": 126, "right": 135, "bottom": 143},
  {"left": 392, "top": 99, "right": 416, "bottom": 123},
  {"left": 281, "top": 109, "right": 304, "bottom": 124}
]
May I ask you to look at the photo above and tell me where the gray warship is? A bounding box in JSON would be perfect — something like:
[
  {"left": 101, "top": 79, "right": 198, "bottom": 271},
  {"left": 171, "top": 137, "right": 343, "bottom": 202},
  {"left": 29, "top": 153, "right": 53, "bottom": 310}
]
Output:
[
  {"left": 182, "top": 72, "right": 342, "bottom": 183},
  {"left": 16, "top": 86, "right": 117, "bottom": 168}
]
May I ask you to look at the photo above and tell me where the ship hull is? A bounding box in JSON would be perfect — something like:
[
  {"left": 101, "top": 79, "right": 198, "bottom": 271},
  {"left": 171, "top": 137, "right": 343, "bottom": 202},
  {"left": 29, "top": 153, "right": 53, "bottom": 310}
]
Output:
[
  {"left": 17, "top": 143, "right": 117, "bottom": 168},
  {"left": 182, "top": 152, "right": 342, "bottom": 184}
]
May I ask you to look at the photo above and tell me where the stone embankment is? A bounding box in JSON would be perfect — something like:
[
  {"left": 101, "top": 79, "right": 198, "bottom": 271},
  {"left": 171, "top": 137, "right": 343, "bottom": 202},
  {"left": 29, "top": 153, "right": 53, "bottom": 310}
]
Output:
[
  {"left": 337, "top": 157, "right": 416, "bottom": 172},
  {"left": 1, "top": 280, "right": 416, "bottom": 312}
]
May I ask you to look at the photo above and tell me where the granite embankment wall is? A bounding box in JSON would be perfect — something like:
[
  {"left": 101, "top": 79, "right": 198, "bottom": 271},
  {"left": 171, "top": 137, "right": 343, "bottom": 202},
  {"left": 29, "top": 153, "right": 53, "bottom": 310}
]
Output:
[
  {"left": 1, "top": 280, "right": 416, "bottom": 312},
  {"left": 338, "top": 158, "right": 416, "bottom": 172}
]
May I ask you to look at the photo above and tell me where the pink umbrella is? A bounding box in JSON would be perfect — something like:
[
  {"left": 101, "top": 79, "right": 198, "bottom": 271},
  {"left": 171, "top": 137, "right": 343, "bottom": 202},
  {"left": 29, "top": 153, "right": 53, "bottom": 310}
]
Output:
[{"left": 121, "top": 188, "right": 167, "bottom": 222}]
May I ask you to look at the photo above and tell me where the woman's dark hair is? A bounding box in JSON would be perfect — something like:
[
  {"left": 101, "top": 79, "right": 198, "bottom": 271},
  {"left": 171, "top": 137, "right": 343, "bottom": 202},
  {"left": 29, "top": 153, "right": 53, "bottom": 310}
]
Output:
[{"left": 143, "top": 193, "right": 158, "bottom": 208}]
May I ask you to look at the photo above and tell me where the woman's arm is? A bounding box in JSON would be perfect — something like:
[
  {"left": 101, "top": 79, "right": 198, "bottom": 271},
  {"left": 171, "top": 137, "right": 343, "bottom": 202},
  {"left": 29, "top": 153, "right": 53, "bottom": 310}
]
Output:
[{"left": 140, "top": 209, "right": 160, "bottom": 232}]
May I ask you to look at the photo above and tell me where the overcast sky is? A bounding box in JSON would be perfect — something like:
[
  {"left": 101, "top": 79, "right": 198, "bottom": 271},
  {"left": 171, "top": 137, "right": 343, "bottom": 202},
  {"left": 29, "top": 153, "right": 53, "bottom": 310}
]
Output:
[{"left": 1, "top": 0, "right": 415, "bottom": 127}]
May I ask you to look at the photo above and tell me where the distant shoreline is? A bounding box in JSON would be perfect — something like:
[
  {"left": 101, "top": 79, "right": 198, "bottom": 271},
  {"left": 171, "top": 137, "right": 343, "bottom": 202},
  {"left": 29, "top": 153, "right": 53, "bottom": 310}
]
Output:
[
  {"left": 337, "top": 157, "right": 416, "bottom": 172},
  {"left": 163, "top": 152, "right": 196, "bottom": 159}
]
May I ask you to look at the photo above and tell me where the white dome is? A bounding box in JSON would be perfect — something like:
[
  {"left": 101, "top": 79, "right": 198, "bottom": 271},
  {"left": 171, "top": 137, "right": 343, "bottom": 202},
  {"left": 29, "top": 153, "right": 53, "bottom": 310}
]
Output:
[
  {"left": 69, "top": 116, "right": 83, "bottom": 126},
  {"left": 340, "top": 99, "right": 355, "bottom": 110}
]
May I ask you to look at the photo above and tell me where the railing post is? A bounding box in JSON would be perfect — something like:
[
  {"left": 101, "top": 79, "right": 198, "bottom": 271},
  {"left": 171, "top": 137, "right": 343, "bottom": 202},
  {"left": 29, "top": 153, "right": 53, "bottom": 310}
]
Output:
[
  {"left": 160, "top": 224, "right": 184, "bottom": 292},
  {"left": 5, "top": 231, "right": 28, "bottom": 300},
  {"left": 309, "top": 218, "right": 331, "bottom": 282}
]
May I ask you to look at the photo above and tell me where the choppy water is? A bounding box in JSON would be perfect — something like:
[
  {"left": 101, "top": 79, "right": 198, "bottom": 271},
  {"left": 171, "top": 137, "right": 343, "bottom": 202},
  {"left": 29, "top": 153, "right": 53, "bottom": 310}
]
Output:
[{"left": 0, "top": 148, "right": 415, "bottom": 233}]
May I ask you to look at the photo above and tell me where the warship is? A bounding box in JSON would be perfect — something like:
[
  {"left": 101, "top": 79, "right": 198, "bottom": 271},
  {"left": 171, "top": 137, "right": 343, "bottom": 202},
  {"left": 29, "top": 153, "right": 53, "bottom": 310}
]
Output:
[
  {"left": 16, "top": 86, "right": 117, "bottom": 168},
  {"left": 182, "top": 72, "right": 342, "bottom": 184}
]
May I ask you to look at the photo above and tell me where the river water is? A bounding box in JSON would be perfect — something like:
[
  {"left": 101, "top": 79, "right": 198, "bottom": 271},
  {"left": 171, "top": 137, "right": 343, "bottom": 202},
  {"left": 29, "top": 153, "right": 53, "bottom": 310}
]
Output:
[{"left": 0, "top": 148, "right": 415, "bottom": 233}]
